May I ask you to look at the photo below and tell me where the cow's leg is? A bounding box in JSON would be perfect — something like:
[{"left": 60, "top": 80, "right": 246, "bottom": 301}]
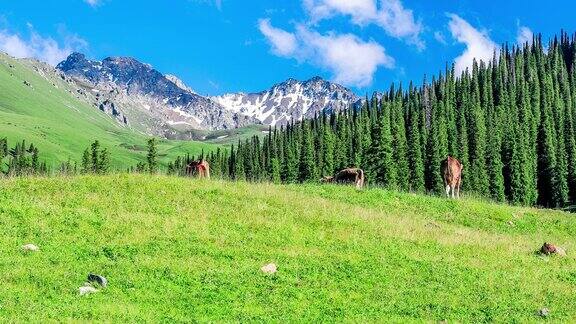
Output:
[
  {"left": 451, "top": 185, "right": 456, "bottom": 199},
  {"left": 456, "top": 180, "right": 461, "bottom": 199},
  {"left": 445, "top": 184, "right": 451, "bottom": 197}
]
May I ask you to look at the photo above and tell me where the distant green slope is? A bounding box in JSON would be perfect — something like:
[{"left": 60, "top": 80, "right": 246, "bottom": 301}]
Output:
[
  {"left": 1, "top": 174, "right": 575, "bottom": 322},
  {"left": 0, "top": 53, "right": 218, "bottom": 169},
  {"left": 201, "top": 124, "right": 269, "bottom": 144}
]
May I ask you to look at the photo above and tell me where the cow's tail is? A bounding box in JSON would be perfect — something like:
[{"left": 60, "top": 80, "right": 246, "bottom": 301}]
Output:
[{"left": 443, "top": 157, "right": 452, "bottom": 183}]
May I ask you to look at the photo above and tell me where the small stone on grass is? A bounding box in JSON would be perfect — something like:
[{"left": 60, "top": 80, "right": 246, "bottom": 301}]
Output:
[
  {"left": 79, "top": 286, "right": 98, "bottom": 296},
  {"left": 87, "top": 273, "right": 108, "bottom": 287},
  {"left": 21, "top": 244, "right": 39, "bottom": 252},
  {"left": 537, "top": 308, "right": 550, "bottom": 318},
  {"left": 261, "top": 263, "right": 277, "bottom": 274}
]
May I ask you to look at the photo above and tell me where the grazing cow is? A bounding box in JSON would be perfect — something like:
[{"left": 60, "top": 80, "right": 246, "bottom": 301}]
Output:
[
  {"left": 441, "top": 156, "right": 463, "bottom": 199},
  {"left": 540, "top": 243, "right": 557, "bottom": 255},
  {"left": 322, "top": 168, "right": 365, "bottom": 189},
  {"left": 186, "top": 160, "right": 210, "bottom": 179}
]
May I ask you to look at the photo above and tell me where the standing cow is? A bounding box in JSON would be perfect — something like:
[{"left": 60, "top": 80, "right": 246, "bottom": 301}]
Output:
[
  {"left": 186, "top": 160, "right": 210, "bottom": 179},
  {"left": 441, "top": 156, "right": 463, "bottom": 199},
  {"left": 322, "top": 168, "right": 365, "bottom": 189}
]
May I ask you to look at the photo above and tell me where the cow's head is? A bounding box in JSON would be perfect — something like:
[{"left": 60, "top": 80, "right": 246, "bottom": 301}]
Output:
[
  {"left": 187, "top": 160, "right": 201, "bottom": 168},
  {"left": 320, "top": 176, "right": 334, "bottom": 183}
]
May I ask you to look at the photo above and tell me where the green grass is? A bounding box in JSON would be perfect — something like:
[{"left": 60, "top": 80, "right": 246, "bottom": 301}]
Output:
[
  {"left": 1, "top": 174, "right": 575, "bottom": 322},
  {"left": 202, "top": 124, "right": 269, "bottom": 144},
  {"left": 175, "top": 124, "right": 268, "bottom": 145},
  {"left": 0, "top": 54, "right": 218, "bottom": 168}
]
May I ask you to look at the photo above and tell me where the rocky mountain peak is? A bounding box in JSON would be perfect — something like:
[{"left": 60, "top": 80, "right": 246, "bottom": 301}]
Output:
[
  {"left": 165, "top": 74, "right": 195, "bottom": 94},
  {"left": 212, "top": 76, "right": 361, "bottom": 126},
  {"left": 56, "top": 52, "right": 257, "bottom": 133}
]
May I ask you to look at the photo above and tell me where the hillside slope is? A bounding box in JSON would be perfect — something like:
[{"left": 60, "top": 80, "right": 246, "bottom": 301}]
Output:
[
  {"left": 1, "top": 175, "right": 575, "bottom": 321},
  {"left": 0, "top": 53, "right": 216, "bottom": 168}
]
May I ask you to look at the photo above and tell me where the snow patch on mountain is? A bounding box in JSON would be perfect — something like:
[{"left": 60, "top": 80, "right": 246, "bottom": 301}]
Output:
[{"left": 165, "top": 74, "right": 195, "bottom": 94}]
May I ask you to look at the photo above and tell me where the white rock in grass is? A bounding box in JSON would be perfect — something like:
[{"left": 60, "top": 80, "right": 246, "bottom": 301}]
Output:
[
  {"left": 21, "top": 244, "right": 39, "bottom": 252},
  {"left": 261, "top": 263, "right": 277, "bottom": 274},
  {"left": 79, "top": 286, "right": 98, "bottom": 296},
  {"left": 537, "top": 308, "right": 550, "bottom": 318}
]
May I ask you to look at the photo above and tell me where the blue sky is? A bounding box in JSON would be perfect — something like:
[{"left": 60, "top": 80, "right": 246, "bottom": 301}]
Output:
[{"left": 0, "top": 1, "right": 574, "bottom": 96}]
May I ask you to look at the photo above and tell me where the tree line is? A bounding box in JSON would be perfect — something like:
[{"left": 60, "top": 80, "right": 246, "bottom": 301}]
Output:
[
  {"left": 0, "top": 137, "right": 165, "bottom": 177},
  {"left": 214, "top": 33, "right": 576, "bottom": 208},
  {"left": 0, "top": 138, "right": 48, "bottom": 176}
]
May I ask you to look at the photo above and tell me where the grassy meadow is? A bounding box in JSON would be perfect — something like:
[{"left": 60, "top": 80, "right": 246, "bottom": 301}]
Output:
[{"left": 0, "top": 174, "right": 575, "bottom": 321}]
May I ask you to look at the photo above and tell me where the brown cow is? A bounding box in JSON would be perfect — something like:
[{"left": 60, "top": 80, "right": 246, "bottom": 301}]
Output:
[
  {"left": 441, "top": 156, "right": 463, "bottom": 199},
  {"left": 322, "top": 168, "right": 365, "bottom": 189},
  {"left": 186, "top": 160, "right": 210, "bottom": 179}
]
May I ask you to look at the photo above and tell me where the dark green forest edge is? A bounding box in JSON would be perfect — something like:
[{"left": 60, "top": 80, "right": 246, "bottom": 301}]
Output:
[
  {"left": 3, "top": 33, "right": 576, "bottom": 209},
  {"left": 221, "top": 33, "right": 576, "bottom": 209}
]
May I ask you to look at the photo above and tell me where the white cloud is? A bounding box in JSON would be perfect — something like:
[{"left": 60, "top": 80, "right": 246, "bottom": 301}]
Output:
[
  {"left": 434, "top": 31, "right": 447, "bottom": 44},
  {"left": 190, "top": 0, "right": 222, "bottom": 10},
  {"left": 84, "top": 0, "right": 100, "bottom": 7},
  {"left": 297, "top": 26, "right": 394, "bottom": 86},
  {"left": 0, "top": 26, "right": 88, "bottom": 66},
  {"left": 258, "top": 19, "right": 298, "bottom": 57},
  {"left": 517, "top": 26, "right": 533, "bottom": 46},
  {"left": 447, "top": 14, "right": 498, "bottom": 75},
  {"left": 259, "top": 20, "right": 393, "bottom": 87},
  {"left": 303, "top": 0, "right": 424, "bottom": 49}
]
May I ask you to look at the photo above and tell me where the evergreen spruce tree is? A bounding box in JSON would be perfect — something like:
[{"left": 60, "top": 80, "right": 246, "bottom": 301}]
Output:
[
  {"left": 406, "top": 89, "right": 425, "bottom": 192},
  {"left": 147, "top": 138, "right": 158, "bottom": 174},
  {"left": 454, "top": 73, "right": 470, "bottom": 191},
  {"left": 538, "top": 75, "right": 560, "bottom": 207},
  {"left": 369, "top": 100, "right": 396, "bottom": 187},
  {"left": 234, "top": 142, "right": 246, "bottom": 180},
  {"left": 98, "top": 148, "right": 111, "bottom": 174},
  {"left": 299, "top": 121, "right": 317, "bottom": 182},
  {"left": 90, "top": 140, "right": 101, "bottom": 173},
  {"left": 391, "top": 87, "right": 409, "bottom": 190},
  {"left": 424, "top": 85, "right": 444, "bottom": 193},
  {"left": 484, "top": 59, "right": 506, "bottom": 202},
  {"left": 467, "top": 61, "right": 489, "bottom": 196},
  {"left": 320, "top": 120, "right": 335, "bottom": 177},
  {"left": 81, "top": 148, "right": 90, "bottom": 174}
]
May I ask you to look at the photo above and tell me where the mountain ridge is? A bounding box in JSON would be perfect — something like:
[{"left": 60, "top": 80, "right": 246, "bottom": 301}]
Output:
[
  {"left": 211, "top": 75, "right": 362, "bottom": 126},
  {"left": 56, "top": 52, "right": 257, "bottom": 135},
  {"left": 54, "top": 52, "right": 362, "bottom": 135}
]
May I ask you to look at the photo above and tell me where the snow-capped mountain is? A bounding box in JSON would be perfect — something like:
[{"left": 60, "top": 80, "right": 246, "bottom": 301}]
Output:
[
  {"left": 55, "top": 52, "right": 363, "bottom": 138},
  {"left": 56, "top": 53, "right": 255, "bottom": 135},
  {"left": 212, "top": 76, "right": 362, "bottom": 126}
]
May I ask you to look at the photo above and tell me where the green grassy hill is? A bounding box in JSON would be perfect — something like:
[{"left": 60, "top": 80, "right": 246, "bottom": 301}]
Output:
[
  {"left": 1, "top": 174, "right": 575, "bottom": 322},
  {"left": 0, "top": 53, "right": 217, "bottom": 169}
]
